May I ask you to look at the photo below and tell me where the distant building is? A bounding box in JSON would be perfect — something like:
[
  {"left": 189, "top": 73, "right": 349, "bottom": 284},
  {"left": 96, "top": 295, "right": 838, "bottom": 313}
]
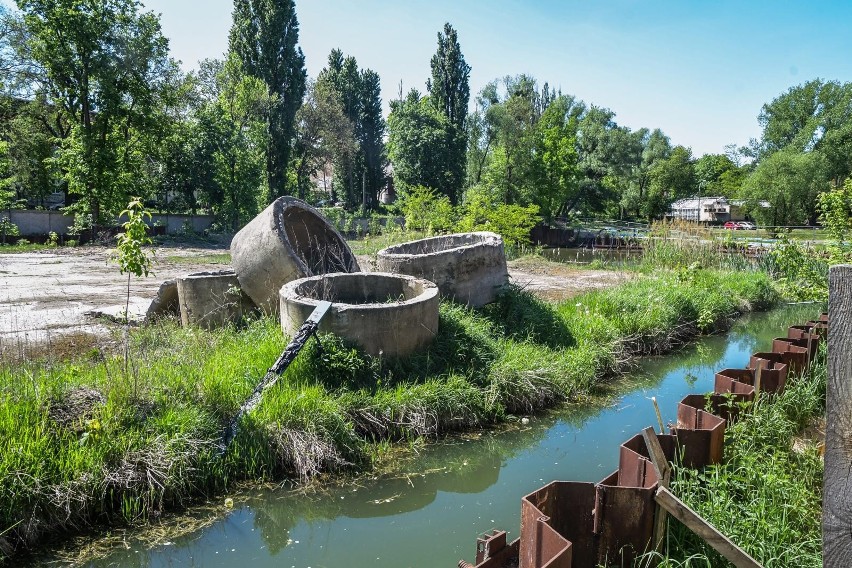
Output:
[{"left": 668, "top": 196, "right": 768, "bottom": 223}]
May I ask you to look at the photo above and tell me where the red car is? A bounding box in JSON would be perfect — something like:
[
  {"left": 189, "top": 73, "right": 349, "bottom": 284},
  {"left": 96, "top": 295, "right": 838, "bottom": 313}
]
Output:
[{"left": 723, "top": 221, "right": 740, "bottom": 230}]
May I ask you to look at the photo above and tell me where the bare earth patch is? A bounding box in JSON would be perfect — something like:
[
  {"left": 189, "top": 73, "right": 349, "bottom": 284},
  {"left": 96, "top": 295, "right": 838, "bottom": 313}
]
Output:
[
  {"left": 0, "top": 245, "right": 228, "bottom": 353},
  {"left": 1, "top": 246, "right": 627, "bottom": 354}
]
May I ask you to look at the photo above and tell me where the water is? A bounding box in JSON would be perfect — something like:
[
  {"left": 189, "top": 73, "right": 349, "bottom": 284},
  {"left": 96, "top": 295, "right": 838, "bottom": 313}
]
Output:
[
  {"left": 541, "top": 247, "right": 641, "bottom": 265},
  {"left": 82, "top": 304, "right": 817, "bottom": 568}
]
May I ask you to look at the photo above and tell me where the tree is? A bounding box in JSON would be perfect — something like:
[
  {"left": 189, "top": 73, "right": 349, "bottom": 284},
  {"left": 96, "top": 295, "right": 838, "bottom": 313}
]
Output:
[
  {"left": 196, "top": 56, "right": 271, "bottom": 230},
  {"left": 316, "top": 50, "right": 385, "bottom": 209},
  {"left": 387, "top": 89, "right": 455, "bottom": 198},
  {"left": 643, "top": 145, "right": 695, "bottom": 220},
  {"left": 292, "top": 79, "right": 356, "bottom": 200},
  {"left": 17, "top": 0, "right": 175, "bottom": 222},
  {"left": 741, "top": 148, "right": 828, "bottom": 226},
  {"left": 575, "top": 106, "right": 641, "bottom": 216},
  {"left": 229, "top": 0, "right": 306, "bottom": 201},
  {"left": 620, "top": 128, "right": 671, "bottom": 218},
  {"left": 525, "top": 95, "right": 581, "bottom": 221},
  {"left": 357, "top": 69, "right": 386, "bottom": 210},
  {"left": 427, "top": 22, "right": 470, "bottom": 203},
  {"left": 694, "top": 153, "right": 743, "bottom": 197}
]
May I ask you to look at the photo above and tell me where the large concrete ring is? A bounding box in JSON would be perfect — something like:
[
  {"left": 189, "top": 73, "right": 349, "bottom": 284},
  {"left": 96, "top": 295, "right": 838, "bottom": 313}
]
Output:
[
  {"left": 376, "top": 232, "right": 508, "bottom": 307},
  {"left": 176, "top": 270, "right": 256, "bottom": 330},
  {"left": 231, "top": 197, "right": 360, "bottom": 314},
  {"left": 280, "top": 272, "right": 439, "bottom": 357}
]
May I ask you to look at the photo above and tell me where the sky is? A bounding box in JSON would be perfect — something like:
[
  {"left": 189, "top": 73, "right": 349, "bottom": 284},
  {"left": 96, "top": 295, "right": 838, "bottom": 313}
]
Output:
[{"left": 131, "top": 1, "right": 852, "bottom": 157}]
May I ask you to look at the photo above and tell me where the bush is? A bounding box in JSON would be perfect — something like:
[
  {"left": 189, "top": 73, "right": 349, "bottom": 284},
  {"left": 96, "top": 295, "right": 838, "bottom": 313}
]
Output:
[
  {"left": 394, "top": 184, "right": 455, "bottom": 233},
  {"left": 457, "top": 186, "right": 540, "bottom": 247}
]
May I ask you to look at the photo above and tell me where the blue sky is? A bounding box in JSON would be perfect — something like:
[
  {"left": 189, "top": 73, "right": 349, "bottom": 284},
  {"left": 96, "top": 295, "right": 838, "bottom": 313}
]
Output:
[{"left": 126, "top": 1, "right": 852, "bottom": 156}]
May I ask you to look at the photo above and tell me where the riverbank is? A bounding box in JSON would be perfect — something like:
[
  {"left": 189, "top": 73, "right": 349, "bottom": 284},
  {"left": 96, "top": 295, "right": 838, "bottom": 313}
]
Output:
[{"left": 0, "top": 268, "right": 777, "bottom": 562}]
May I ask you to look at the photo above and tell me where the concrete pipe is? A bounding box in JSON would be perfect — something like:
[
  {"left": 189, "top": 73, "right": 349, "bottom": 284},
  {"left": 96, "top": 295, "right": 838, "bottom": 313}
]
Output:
[
  {"left": 176, "top": 270, "right": 256, "bottom": 330},
  {"left": 231, "top": 197, "right": 360, "bottom": 314},
  {"left": 376, "top": 232, "right": 508, "bottom": 307},
  {"left": 279, "top": 272, "right": 439, "bottom": 357}
]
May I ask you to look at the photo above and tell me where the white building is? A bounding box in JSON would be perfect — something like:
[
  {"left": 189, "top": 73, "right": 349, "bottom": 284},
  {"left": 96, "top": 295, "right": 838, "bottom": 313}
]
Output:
[{"left": 668, "top": 196, "right": 765, "bottom": 223}]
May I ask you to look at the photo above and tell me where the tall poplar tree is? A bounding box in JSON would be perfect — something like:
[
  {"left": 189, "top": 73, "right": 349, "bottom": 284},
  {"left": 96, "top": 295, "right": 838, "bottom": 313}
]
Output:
[
  {"left": 229, "top": 0, "right": 306, "bottom": 201},
  {"left": 317, "top": 50, "right": 385, "bottom": 209},
  {"left": 427, "top": 22, "right": 470, "bottom": 203}
]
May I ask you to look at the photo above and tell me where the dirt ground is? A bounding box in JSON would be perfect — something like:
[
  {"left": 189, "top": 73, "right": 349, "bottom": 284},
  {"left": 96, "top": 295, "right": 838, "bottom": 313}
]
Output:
[{"left": 0, "top": 245, "right": 629, "bottom": 352}]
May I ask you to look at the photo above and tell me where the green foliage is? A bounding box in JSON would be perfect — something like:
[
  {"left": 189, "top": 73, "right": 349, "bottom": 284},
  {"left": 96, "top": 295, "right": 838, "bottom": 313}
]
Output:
[
  {"left": 317, "top": 50, "right": 386, "bottom": 209},
  {"left": 115, "top": 198, "right": 153, "bottom": 278},
  {"left": 18, "top": 0, "right": 175, "bottom": 222},
  {"left": 196, "top": 56, "right": 272, "bottom": 230},
  {"left": 229, "top": 0, "right": 306, "bottom": 200},
  {"left": 768, "top": 239, "right": 828, "bottom": 301},
  {"left": 740, "top": 148, "right": 828, "bottom": 226},
  {"left": 427, "top": 22, "right": 470, "bottom": 203},
  {"left": 0, "top": 216, "right": 19, "bottom": 242},
  {"left": 457, "top": 186, "right": 540, "bottom": 247},
  {"left": 394, "top": 184, "right": 455, "bottom": 232},
  {"left": 388, "top": 90, "right": 460, "bottom": 203},
  {"left": 818, "top": 177, "right": 852, "bottom": 244}
]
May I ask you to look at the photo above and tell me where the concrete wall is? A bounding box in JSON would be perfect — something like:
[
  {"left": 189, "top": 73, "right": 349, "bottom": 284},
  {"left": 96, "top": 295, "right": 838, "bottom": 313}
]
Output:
[
  {"left": 4, "top": 209, "right": 215, "bottom": 236},
  {"left": 5, "top": 210, "right": 74, "bottom": 236}
]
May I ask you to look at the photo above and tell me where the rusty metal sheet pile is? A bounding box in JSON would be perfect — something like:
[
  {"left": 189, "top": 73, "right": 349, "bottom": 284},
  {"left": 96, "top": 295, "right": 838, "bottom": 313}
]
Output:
[{"left": 460, "top": 319, "right": 824, "bottom": 568}]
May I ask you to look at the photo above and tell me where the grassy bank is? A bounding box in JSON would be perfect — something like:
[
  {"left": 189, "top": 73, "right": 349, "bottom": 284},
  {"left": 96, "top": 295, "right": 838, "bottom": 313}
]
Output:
[
  {"left": 0, "top": 269, "right": 778, "bottom": 562},
  {"left": 640, "top": 347, "right": 825, "bottom": 568}
]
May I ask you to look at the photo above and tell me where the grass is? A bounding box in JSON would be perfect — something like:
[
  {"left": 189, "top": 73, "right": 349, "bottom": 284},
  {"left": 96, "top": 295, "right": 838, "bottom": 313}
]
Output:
[
  {"left": 0, "top": 268, "right": 779, "bottom": 563},
  {"left": 162, "top": 252, "right": 231, "bottom": 265},
  {"left": 637, "top": 346, "right": 825, "bottom": 568}
]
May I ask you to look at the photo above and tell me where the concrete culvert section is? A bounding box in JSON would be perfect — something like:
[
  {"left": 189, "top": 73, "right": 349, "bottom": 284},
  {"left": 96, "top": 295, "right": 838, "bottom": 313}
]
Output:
[
  {"left": 176, "top": 270, "right": 256, "bottom": 330},
  {"left": 231, "top": 197, "right": 360, "bottom": 314},
  {"left": 376, "top": 231, "right": 509, "bottom": 307},
  {"left": 280, "top": 273, "right": 439, "bottom": 357}
]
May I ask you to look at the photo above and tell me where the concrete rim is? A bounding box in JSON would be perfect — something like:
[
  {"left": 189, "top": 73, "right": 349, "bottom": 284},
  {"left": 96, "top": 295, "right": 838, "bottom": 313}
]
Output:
[
  {"left": 271, "top": 197, "right": 359, "bottom": 275},
  {"left": 280, "top": 272, "right": 439, "bottom": 311},
  {"left": 377, "top": 231, "right": 503, "bottom": 259}
]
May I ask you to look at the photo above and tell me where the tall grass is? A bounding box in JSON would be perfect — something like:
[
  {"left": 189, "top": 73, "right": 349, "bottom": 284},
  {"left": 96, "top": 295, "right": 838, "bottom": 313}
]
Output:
[
  {"left": 0, "top": 268, "right": 779, "bottom": 562},
  {"left": 637, "top": 348, "right": 825, "bottom": 568}
]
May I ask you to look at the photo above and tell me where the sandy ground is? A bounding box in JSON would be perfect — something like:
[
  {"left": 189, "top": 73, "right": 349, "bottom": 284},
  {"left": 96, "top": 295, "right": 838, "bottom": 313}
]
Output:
[{"left": 0, "top": 245, "right": 629, "bottom": 352}]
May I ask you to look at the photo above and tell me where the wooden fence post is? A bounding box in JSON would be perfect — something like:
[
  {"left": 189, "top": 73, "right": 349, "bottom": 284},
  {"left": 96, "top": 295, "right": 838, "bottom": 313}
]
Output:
[{"left": 824, "top": 265, "right": 852, "bottom": 566}]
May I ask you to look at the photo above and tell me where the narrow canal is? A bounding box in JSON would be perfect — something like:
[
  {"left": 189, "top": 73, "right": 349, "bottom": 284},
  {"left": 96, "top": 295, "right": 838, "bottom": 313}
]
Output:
[{"left": 82, "top": 304, "right": 817, "bottom": 568}]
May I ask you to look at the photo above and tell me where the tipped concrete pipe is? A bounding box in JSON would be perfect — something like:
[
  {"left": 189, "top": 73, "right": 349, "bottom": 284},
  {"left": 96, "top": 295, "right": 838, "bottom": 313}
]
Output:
[
  {"left": 176, "top": 270, "right": 256, "bottom": 330},
  {"left": 376, "top": 232, "right": 508, "bottom": 307},
  {"left": 145, "top": 279, "right": 179, "bottom": 320},
  {"left": 231, "top": 197, "right": 360, "bottom": 314},
  {"left": 280, "top": 272, "right": 439, "bottom": 357}
]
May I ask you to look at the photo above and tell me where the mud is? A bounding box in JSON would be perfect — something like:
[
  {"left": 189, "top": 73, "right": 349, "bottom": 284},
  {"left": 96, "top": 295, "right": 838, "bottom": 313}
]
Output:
[{"left": 0, "top": 246, "right": 628, "bottom": 354}]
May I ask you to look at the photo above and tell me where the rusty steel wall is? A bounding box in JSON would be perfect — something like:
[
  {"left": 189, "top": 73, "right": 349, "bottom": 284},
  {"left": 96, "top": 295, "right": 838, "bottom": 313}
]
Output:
[{"left": 459, "top": 315, "right": 826, "bottom": 568}]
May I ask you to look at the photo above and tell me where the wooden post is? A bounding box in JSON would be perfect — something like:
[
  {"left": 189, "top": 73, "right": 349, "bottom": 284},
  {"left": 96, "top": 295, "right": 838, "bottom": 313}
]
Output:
[
  {"left": 753, "top": 365, "right": 762, "bottom": 404},
  {"left": 642, "top": 427, "right": 671, "bottom": 552},
  {"left": 655, "top": 487, "right": 763, "bottom": 568},
  {"left": 824, "top": 265, "right": 852, "bottom": 566}
]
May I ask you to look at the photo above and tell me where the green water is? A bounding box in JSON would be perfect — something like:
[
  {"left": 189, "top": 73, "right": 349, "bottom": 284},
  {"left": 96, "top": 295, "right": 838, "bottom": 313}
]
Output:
[{"left": 81, "top": 304, "right": 818, "bottom": 568}]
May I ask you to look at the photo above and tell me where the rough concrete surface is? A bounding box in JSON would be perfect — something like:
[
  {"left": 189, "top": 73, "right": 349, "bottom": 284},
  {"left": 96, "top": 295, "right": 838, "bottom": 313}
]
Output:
[
  {"left": 231, "top": 197, "right": 359, "bottom": 314},
  {"left": 280, "top": 272, "right": 439, "bottom": 357},
  {"left": 376, "top": 232, "right": 508, "bottom": 307},
  {"left": 176, "top": 270, "right": 256, "bottom": 330}
]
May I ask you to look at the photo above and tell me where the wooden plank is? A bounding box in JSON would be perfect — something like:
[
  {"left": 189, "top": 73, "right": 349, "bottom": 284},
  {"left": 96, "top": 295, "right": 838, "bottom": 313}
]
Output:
[
  {"left": 655, "top": 487, "right": 762, "bottom": 568},
  {"left": 642, "top": 427, "right": 671, "bottom": 552},
  {"left": 220, "top": 301, "right": 333, "bottom": 452},
  {"left": 642, "top": 426, "right": 670, "bottom": 485},
  {"left": 825, "top": 265, "right": 852, "bottom": 567}
]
